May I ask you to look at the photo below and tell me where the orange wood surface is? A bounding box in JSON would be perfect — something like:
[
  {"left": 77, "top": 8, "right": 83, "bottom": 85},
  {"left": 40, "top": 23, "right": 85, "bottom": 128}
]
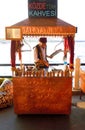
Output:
[
  {"left": 13, "top": 77, "right": 72, "bottom": 115},
  {"left": 80, "top": 69, "right": 85, "bottom": 93}
]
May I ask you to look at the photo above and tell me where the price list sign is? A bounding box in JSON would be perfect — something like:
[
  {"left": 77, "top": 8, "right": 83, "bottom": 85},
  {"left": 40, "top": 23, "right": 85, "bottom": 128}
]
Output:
[{"left": 28, "top": 0, "right": 57, "bottom": 17}]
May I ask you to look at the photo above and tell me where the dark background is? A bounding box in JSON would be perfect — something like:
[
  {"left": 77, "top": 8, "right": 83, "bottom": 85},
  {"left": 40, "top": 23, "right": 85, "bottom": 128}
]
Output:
[{"left": 28, "top": 0, "right": 57, "bottom": 17}]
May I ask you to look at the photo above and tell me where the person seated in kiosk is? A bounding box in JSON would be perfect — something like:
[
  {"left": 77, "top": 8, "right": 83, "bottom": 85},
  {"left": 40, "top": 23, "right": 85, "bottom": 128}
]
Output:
[{"left": 33, "top": 37, "right": 63, "bottom": 70}]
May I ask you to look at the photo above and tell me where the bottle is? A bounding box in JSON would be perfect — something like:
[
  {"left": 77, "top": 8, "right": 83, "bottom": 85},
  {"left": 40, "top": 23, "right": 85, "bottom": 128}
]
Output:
[
  {"left": 63, "top": 54, "right": 68, "bottom": 76},
  {"left": 63, "top": 55, "right": 67, "bottom": 71}
]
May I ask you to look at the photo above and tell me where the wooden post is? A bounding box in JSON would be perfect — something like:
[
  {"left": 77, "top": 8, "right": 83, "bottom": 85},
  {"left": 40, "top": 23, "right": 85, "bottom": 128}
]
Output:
[{"left": 74, "top": 58, "right": 80, "bottom": 89}]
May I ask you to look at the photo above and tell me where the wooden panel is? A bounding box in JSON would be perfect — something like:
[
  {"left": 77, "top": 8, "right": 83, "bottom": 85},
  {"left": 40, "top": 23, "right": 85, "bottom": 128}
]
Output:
[
  {"left": 13, "top": 77, "right": 72, "bottom": 115},
  {"left": 80, "top": 69, "right": 85, "bottom": 93},
  {"left": 11, "top": 18, "right": 77, "bottom": 36}
]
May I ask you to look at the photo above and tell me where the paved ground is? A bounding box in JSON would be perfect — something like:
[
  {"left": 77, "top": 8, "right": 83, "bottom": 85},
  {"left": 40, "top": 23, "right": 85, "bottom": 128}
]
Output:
[{"left": 0, "top": 95, "right": 85, "bottom": 130}]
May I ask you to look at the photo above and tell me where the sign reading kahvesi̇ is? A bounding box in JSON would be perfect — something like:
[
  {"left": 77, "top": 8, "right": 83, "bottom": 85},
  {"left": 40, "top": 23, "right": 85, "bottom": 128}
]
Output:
[{"left": 28, "top": 0, "right": 57, "bottom": 17}]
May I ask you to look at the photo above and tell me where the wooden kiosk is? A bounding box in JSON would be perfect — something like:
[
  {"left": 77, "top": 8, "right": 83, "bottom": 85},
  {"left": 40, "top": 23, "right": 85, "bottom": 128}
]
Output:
[{"left": 5, "top": 0, "right": 77, "bottom": 115}]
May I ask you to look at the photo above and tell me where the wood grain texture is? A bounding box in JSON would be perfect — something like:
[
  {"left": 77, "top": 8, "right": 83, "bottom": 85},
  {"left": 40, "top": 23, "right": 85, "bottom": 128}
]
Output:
[{"left": 13, "top": 77, "right": 72, "bottom": 115}]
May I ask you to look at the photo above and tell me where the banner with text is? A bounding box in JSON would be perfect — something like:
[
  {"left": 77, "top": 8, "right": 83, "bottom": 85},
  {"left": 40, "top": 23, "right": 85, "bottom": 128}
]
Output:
[{"left": 28, "top": 0, "right": 57, "bottom": 17}]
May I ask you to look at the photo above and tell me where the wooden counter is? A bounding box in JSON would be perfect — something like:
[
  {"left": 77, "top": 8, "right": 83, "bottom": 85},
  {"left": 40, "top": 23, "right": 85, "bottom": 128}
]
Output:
[{"left": 13, "top": 77, "right": 72, "bottom": 115}]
